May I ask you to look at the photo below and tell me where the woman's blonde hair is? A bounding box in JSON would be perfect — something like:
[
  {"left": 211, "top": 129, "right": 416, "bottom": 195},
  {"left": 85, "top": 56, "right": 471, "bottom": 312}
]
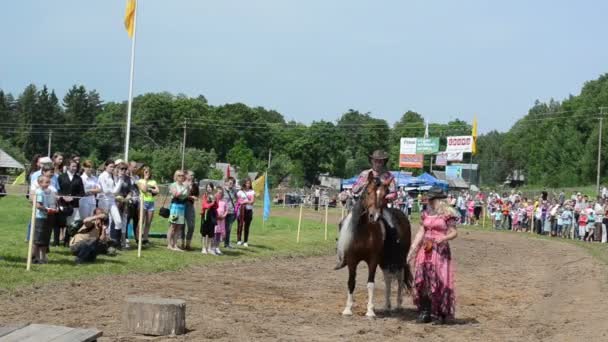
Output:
[
  {"left": 173, "top": 169, "right": 185, "bottom": 181},
  {"left": 430, "top": 198, "right": 458, "bottom": 216}
]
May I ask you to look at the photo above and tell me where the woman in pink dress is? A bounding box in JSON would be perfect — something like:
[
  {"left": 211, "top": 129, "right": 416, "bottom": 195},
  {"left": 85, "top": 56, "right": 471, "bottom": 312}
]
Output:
[{"left": 407, "top": 187, "right": 458, "bottom": 324}]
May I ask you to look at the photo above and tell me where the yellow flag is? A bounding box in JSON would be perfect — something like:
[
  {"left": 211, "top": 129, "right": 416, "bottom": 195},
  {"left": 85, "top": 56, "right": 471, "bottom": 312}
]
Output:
[
  {"left": 471, "top": 116, "right": 478, "bottom": 155},
  {"left": 12, "top": 171, "right": 26, "bottom": 185},
  {"left": 124, "top": 0, "right": 136, "bottom": 38},
  {"left": 252, "top": 174, "right": 265, "bottom": 198}
]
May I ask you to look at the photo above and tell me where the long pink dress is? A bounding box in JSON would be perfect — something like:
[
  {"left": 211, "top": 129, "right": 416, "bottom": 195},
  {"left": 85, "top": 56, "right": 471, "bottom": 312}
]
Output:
[{"left": 413, "top": 211, "right": 457, "bottom": 319}]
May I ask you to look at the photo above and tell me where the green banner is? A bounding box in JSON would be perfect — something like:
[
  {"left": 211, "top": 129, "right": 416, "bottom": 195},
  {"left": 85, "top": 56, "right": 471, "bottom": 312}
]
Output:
[{"left": 416, "top": 138, "right": 439, "bottom": 154}]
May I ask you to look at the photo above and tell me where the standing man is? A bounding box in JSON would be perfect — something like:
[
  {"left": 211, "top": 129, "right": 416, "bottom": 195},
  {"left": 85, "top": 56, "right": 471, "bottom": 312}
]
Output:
[
  {"left": 182, "top": 170, "right": 199, "bottom": 250},
  {"left": 224, "top": 177, "right": 238, "bottom": 248},
  {"left": 314, "top": 186, "right": 321, "bottom": 211}
]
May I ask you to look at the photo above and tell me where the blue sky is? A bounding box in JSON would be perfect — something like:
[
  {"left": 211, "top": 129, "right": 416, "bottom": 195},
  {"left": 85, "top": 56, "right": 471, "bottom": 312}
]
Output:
[{"left": 1, "top": 0, "right": 607, "bottom": 133}]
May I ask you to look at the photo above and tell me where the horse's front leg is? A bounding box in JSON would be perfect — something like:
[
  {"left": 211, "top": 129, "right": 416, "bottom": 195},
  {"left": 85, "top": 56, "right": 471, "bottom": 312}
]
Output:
[
  {"left": 366, "top": 259, "right": 378, "bottom": 318},
  {"left": 342, "top": 263, "right": 356, "bottom": 316}
]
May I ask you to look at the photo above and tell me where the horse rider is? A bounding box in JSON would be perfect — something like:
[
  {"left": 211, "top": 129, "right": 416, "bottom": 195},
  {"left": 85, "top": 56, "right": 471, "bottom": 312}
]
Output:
[
  {"left": 336, "top": 149, "right": 397, "bottom": 269},
  {"left": 351, "top": 149, "right": 397, "bottom": 203}
]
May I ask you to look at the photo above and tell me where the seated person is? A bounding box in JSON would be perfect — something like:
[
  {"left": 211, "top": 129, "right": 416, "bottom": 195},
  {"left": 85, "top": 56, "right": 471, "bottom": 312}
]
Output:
[{"left": 69, "top": 208, "right": 115, "bottom": 263}]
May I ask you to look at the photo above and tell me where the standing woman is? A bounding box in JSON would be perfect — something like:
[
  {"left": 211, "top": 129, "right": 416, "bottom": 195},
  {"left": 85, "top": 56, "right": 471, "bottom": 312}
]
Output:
[
  {"left": 52, "top": 152, "right": 64, "bottom": 177},
  {"left": 200, "top": 183, "right": 217, "bottom": 254},
  {"left": 407, "top": 186, "right": 458, "bottom": 324},
  {"left": 167, "top": 170, "right": 188, "bottom": 251},
  {"left": 79, "top": 160, "right": 101, "bottom": 219},
  {"left": 182, "top": 170, "right": 199, "bottom": 250},
  {"left": 97, "top": 160, "right": 122, "bottom": 244},
  {"left": 137, "top": 166, "right": 159, "bottom": 245},
  {"left": 236, "top": 178, "right": 255, "bottom": 247}
]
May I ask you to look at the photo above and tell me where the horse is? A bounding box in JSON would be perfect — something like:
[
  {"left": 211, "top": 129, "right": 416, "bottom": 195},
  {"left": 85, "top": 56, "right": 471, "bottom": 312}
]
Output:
[{"left": 336, "top": 171, "right": 413, "bottom": 317}]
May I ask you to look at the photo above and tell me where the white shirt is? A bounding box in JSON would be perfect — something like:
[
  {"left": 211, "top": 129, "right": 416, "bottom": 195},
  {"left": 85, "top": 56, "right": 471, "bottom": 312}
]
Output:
[
  {"left": 238, "top": 189, "right": 256, "bottom": 210},
  {"left": 97, "top": 171, "right": 120, "bottom": 203},
  {"left": 81, "top": 173, "right": 99, "bottom": 203}
]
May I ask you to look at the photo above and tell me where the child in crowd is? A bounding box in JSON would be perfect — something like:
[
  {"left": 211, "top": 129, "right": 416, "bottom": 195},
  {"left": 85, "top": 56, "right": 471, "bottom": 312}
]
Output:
[
  {"left": 511, "top": 202, "right": 520, "bottom": 231},
  {"left": 494, "top": 203, "right": 503, "bottom": 229},
  {"left": 33, "top": 175, "right": 57, "bottom": 264},
  {"left": 467, "top": 198, "right": 475, "bottom": 225},
  {"left": 516, "top": 204, "right": 527, "bottom": 232},
  {"left": 585, "top": 204, "right": 596, "bottom": 242},
  {"left": 560, "top": 205, "right": 573, "bottom": 238},
  {"left": 578, "top": 210, "right": 588, "bottom": 241},
  {"left": 501, "top": 201, "right": 510, "bottom": 230},
  {"left": 213, "top": 189, "right": 227, "bottom": 256}
]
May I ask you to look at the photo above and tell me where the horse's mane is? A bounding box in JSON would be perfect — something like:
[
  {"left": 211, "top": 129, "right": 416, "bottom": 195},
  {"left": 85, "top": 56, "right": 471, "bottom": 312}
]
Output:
[{"left": 351, "top": 178, "right": 383, "bottom": 235}]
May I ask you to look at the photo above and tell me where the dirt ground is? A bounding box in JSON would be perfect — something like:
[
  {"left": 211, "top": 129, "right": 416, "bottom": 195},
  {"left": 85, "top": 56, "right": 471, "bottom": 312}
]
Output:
[{"left": 1, "top": 227, "right": 608, "bottom": 341}]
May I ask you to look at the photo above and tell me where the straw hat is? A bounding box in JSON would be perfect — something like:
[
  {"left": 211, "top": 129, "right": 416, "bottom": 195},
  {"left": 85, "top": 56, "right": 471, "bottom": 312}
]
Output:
[{"left": 427, "top": 186, "right": 448, "bottom": 200}]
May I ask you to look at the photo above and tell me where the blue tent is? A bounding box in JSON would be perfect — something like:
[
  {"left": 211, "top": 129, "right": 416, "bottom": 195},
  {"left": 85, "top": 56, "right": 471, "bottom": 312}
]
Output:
[
  {"left": 414, "top": 172, "right": 449, "bottom": 191},
  {"left": 342, "top": 171, "right": 415, "bottom": 189},
  {"left": 341, "top": 176, "right": 358, "bottom": 189}
]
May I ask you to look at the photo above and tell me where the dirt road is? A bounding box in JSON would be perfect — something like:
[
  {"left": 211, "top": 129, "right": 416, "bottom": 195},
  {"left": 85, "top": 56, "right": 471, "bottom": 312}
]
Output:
[{"left": 1, "top": 229, "right": 606, "bottom": 341}]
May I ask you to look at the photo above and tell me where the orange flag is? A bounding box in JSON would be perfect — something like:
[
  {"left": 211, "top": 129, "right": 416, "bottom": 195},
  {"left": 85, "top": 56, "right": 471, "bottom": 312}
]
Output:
[{"left": 124, "top": 0, "right": 136, "bottom": 38}]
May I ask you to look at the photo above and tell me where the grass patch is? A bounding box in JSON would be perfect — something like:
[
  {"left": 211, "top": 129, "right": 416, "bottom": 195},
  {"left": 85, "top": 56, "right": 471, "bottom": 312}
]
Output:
[{"left": 0, "top": 196, "right": 338, "bottom": 291}]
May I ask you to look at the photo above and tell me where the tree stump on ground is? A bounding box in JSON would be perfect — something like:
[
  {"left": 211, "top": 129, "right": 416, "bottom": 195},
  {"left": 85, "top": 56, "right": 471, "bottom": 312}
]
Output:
[{"left": 124, "top": 297, "right": 186, "bottom": 336}]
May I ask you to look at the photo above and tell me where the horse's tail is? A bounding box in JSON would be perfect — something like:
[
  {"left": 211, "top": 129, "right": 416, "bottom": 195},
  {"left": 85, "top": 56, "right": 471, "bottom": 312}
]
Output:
[
  {"left": 334, "top": 213, "right": 353, "bottom": 270},
  {"left": 404, "top": 261, "right": 413, "bottom": 290}
]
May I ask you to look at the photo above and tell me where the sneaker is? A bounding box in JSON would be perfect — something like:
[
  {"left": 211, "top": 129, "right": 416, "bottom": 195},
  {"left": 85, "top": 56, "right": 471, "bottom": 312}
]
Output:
[
  {"left": 237, "top": 241, "right": 243, "bottom": 246},
  {"left": 209, "top": 249, "right": 218, "bottom": 256},
  {"left": 215, "top": 248, "right": 222, "bottom": 255},
  {"left": 243, "top": 242, "right": 248, "bottom": 247},
  {"left": 201, "top": 248, "right": 208, "bottom": 254}
]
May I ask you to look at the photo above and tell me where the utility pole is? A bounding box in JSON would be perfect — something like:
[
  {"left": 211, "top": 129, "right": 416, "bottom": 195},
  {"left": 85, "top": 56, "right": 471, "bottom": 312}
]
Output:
[
  {"left": 47, "top": 130, "right": 52, "bottom": 157},
  {"left": 597, "top": 108, "right": 604, "bottom": 195},
  {"left": 181, "top": 119, "right": 187, "bottom": 171}
]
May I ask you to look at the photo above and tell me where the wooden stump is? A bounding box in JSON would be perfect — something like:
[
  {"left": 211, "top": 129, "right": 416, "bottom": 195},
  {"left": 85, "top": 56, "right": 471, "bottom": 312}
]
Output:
[{"left": 124, "top": 297, "right": 186, "bottom": 336}]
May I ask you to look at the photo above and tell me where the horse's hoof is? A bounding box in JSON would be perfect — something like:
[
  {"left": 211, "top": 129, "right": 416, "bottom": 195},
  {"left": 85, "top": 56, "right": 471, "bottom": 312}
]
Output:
[
  {"left": 366, "top": 311, "right": 376, "bottom": 318},
  {"left": 342, "top": 309, "right": 353, "bottom": 316}
]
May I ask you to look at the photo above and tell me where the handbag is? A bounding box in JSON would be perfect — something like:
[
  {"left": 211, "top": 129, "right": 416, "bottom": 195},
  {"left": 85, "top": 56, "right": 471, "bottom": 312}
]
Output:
[
  {"left": 423, "top": 239, "right": 434, "bottom": 253},
  {"left": 158, "top": 192, "right": 170, "bottom": 218}
]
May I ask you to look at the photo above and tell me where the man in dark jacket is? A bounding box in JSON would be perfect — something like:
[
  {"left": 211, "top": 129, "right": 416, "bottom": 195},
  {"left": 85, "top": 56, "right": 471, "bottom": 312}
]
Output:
[{"left": 57, "top": 160, "right": 85, "bottom": 246}]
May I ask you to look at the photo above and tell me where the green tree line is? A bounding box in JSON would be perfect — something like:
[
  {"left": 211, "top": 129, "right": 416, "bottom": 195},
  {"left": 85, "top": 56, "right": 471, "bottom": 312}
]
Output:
[{"left": 2, "top": 73, "right": 608, "bottom": 186}]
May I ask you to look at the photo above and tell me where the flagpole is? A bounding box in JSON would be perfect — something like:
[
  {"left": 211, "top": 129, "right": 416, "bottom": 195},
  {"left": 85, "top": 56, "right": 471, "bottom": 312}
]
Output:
[
  {"left": 263, "top": 149, "right": 272, "bottom": 227},
  {"left": 124, "top": 0, "right": 138, "bottom": 161}
]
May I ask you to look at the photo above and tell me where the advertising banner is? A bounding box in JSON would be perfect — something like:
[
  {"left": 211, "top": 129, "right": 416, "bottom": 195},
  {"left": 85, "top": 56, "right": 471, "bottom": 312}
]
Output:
[
  {"left": 415, "top": 138, "right": 440, "bottom": 154},
  {"left": 446, "top": 136, "right": 473, "bottom": 153},
  {"left": 435, "top": 153, "right": 447, "bottom": 166},
  {"left": 399, "top": 154, "right": 424, "bottom": 168},
  {"left": 446, "top": 165, "right": 463, "bottom": 180},
  {"left": 399, "top": 138, "right": 417, "bottom": 155},
  {"left": 435, "top": 151, "right": 464, "bottom": 166}
]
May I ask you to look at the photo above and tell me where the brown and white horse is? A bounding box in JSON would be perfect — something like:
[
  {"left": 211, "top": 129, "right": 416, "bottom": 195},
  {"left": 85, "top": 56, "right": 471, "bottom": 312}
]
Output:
[{"left": 336, "top": 172, "right": 412, "bottom": 317}]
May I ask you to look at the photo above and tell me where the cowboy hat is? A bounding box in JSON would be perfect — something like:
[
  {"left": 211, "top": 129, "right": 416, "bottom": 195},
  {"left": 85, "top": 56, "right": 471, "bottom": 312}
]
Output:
[
  {"left": 427, "top": 186, "right": 448, "bottom": 200},
  {"left": 369, "top": 150, "right": 389, "bottom": 160}
]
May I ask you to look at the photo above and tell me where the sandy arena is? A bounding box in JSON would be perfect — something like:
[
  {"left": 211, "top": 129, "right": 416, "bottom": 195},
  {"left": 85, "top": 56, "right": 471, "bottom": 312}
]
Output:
[{"left": 1, "top": 227, "right": 607, "bottom": 341}]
